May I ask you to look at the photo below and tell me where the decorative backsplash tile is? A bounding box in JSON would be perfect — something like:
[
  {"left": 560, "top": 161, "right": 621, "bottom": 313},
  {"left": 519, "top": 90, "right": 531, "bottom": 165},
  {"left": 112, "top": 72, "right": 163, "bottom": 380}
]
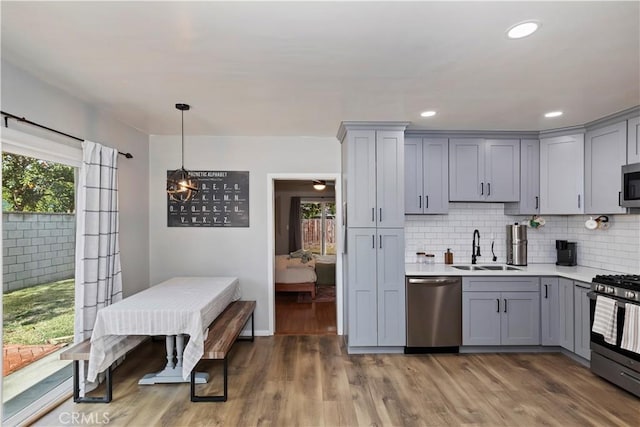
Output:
[{"left": 405, "top": 203, "right": 640, "bottom": 274}]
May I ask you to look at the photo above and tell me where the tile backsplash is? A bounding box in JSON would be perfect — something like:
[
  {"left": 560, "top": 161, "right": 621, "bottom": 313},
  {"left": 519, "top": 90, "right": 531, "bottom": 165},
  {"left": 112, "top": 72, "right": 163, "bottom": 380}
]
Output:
[{"left": 405, "top": 203, "right": 640, "bottom": 274}]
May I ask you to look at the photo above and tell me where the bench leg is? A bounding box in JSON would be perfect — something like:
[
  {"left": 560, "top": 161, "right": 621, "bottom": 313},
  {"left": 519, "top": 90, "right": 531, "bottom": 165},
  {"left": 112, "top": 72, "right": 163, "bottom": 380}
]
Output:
[
  {"left": 73, "top": 361, "right": 112, "bottom": 403},
  {"left": 190, "top": 310, "right": 255, "bottom": 403},
  {"left": 237, "top": 313, "right": 255, "bottom": 343},
  {"left": 190, "top": 357, "right": 228, "bottom": 402}
]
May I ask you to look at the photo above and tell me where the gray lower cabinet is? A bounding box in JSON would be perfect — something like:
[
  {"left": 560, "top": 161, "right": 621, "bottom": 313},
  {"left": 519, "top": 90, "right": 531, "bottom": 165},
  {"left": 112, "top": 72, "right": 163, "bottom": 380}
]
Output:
[
  {"left": 540, "top": 277, "right": 560, "bottom": 346},
  {"left": 347, "top": 227, "right": 405, "bottom": 347},
  {"left": 558, "top": 278, "right": 575, "bottom": 351},
  {"left": 462, "top": 277, "right": 540, "bottom": 346},
  {"left": 574, "top": 282, "right": 591, "bottom": 360}
]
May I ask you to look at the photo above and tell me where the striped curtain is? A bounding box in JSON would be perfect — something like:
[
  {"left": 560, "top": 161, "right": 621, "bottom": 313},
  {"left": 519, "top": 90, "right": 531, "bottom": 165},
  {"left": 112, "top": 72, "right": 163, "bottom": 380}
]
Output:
[{"left": 74, "top": 140, "right": 122, "bottom": 394}]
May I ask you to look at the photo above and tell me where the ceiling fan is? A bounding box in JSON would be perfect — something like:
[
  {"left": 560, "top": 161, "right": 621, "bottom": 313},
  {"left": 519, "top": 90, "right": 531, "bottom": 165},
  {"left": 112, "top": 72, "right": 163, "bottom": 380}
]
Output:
[{"left": 312, "top": 180, "right": 336, "bottom": 191}]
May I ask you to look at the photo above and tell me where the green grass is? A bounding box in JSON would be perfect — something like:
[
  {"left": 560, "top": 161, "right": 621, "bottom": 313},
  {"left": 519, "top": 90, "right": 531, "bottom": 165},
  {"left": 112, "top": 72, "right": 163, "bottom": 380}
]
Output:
[{"left": 3, "top": 279, "right": 74, "bottom": 345}]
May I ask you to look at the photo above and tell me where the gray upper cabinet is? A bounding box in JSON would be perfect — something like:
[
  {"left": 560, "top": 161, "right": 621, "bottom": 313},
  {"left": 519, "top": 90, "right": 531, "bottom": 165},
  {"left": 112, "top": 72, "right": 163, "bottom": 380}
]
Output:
[
  {"left": 405, "top": 137, "right": 448, "bottom": 214},
  {"left": 342, "top": 126, "right": 405, "bottom": 228},
  {"left": 504, "top": 139, "right": 540, "bottom": 215},
  {"left": 585, "top": 121, "right": 627, "bottom": 214},
  {"left": 540, "top": 134, "right": 584, "bottom": 214},
  {"left": 343, "top": 129, "right": 377, "bottom": 227},
  {"left": 628, "top": 116, "right": 640, "bottom": 164},
  {"left": 449, "top": 138, "right": 519, "bottom": 202}
]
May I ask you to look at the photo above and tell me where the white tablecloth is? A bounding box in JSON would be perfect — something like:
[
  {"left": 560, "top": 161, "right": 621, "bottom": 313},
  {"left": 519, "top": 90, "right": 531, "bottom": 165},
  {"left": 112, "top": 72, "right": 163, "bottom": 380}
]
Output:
[{"left": 87, "top": 276, "right": 241, "bottom": 381}]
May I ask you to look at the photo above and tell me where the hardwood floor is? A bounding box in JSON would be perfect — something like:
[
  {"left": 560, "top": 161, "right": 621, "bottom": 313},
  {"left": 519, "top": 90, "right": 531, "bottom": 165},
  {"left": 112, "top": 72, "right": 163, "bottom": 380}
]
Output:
[
  {"left": 275, "top": 290, "right": 336, "bottom": 335},
  {"left": 35, "top": 336, "right": 639, "bottom": 427}
]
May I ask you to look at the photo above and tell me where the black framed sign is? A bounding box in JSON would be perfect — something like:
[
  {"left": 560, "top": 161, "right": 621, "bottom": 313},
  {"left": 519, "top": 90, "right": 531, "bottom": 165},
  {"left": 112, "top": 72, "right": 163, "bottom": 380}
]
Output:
[{"left": 167, "top": 171, "right": 249, "bottom": 227}]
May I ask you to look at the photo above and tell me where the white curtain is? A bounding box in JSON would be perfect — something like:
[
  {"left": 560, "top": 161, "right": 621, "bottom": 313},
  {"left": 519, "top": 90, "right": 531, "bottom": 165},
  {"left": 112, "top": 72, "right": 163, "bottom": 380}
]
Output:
[{"left": 74, "top": 140, "right": 122, "bottom": 394}]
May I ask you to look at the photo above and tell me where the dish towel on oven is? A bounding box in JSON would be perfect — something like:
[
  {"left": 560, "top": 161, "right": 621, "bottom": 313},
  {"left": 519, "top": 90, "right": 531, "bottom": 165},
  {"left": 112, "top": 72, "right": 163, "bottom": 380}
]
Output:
[
  {"left": 592, "top": 295, "right": 618, "bottom": 345},
  {"left": 621, "top": 304, "right": 640, "bottom": 354}
]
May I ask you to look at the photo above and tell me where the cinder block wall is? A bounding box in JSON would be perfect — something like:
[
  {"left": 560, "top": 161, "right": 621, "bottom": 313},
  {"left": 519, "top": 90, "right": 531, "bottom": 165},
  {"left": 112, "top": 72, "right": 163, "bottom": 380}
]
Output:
[{"left": 3, "top": 212, "right": 75, "bottom": 292}]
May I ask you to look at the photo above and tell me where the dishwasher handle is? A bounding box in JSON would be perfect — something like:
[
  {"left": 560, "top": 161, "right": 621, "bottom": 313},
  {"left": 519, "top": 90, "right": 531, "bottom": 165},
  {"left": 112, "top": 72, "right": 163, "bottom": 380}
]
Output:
[{"left": 408, "top": 277, "right": 460, "bottom": 285}]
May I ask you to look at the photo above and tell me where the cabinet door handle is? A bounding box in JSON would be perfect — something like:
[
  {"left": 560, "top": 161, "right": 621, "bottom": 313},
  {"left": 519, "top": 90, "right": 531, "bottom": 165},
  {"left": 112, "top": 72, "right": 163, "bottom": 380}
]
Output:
[
  {"left": 379, "top": 208, "right": 382, "bottom": 222},
  {"left": 372, "top": 208, "right": 375, "bottom": 222},
  {"left": 535, "top": 196, "right": 539, "bottom": 210},
  {"left": 372, "top": 235, "right": 375, "bottom": 249},
  {"left": 496, "top": 299, "right": 500, "bottom": 313},
  {"left": 426, "top": 195, "right": 429, "bottom": 209},
  {"left": 544, "top": 284, "right": 548, "bottom": 299},
  {"left": 419, "top": 196, "right": 422, "bottom": 208},
  {"left": 487, "top": 182, "right": 491, "bottom": 196},
  {"left": 578, "top": 194, "right": 581, "bottom": 209},
  {"left": 504, "top": 299, "right": 507, "bottom": 313},
  {"left": 481, "top": 182, "right": 484, "bottom": 195},
  {"left": 379, "top": 235, "right": 382, "bottom": 249}
]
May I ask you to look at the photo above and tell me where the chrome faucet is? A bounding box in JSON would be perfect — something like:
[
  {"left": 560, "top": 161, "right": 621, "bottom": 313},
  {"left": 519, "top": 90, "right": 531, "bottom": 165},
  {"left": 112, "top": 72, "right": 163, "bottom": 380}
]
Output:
[{"left": 472, "top": 229, "right": 481, "bottom": 264}]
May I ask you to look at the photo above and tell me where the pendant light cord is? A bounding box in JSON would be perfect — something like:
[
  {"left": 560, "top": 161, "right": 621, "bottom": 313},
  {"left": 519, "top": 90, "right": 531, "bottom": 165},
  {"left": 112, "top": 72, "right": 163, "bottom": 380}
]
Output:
[{"left": 181, "top": 109, "right": 185, "bottom": 169}]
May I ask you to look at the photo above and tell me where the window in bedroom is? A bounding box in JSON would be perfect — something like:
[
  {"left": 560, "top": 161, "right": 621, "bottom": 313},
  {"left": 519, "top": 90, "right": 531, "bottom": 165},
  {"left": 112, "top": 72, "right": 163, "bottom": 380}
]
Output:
[{"left": 301, "top": 200, "right": 335, "bottom": 255}]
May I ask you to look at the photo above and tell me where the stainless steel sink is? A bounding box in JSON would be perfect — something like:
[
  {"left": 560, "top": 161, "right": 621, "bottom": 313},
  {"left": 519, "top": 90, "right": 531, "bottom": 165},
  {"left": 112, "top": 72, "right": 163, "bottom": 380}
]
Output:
[
  {"left": 450, "top": 264, "right": 521, "bottom": 271},
  {"left": 450, "top": 265, "right": 483, "bottom": 271},
  {"left": 479, "top": 265, "right": 521, "bottom": 271}
]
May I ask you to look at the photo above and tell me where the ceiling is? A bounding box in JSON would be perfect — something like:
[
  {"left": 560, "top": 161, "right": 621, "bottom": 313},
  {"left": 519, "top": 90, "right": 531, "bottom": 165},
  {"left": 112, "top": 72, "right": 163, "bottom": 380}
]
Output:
[{"left": 2, "top": 1, "right": 639, "bottom": 137}]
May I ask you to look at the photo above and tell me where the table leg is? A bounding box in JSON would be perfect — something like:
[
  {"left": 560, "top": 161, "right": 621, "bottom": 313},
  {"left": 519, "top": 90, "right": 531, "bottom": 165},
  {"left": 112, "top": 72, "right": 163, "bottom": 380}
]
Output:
[
  {"left": 165, "top": 335, "right": 175, "bottom": 369},
  {"left": 138, "top": 335, "right": 208, "bottom": 385},
  {"left": 176, "top": 334, "right": 184, "bottom": 368}
]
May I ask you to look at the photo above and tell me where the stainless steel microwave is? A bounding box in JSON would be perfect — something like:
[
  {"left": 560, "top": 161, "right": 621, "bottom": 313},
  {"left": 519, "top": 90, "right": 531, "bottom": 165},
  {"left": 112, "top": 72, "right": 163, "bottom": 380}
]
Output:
[{"left": 622, "top": 162, "right": 640, "bottom": 208}]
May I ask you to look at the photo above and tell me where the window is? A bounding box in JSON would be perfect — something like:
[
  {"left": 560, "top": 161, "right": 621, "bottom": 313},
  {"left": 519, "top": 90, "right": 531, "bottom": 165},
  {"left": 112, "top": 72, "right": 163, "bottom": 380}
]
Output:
[
  {"left": 2, "top": 128, "right": 81, "bottom": 424},
  {"left": 301, "top": 200, "right": 335, "bottom": 255}
]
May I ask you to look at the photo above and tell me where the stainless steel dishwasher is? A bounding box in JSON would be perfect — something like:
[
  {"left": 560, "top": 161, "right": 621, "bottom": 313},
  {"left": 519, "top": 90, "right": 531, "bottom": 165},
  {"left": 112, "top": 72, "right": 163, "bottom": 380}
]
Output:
[{"left": 405, "top": 276, "right": 462, "bottom": 353}]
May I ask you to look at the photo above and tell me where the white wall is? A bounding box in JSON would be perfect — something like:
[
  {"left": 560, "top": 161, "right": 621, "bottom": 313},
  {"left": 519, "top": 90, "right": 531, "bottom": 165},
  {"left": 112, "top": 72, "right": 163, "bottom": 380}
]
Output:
[
  {"left": 406, "top": 202, "right": 640, "bottom": 273},
  {"left": 1, "top": 60, "right": 150, "bottom": 296},
  {"left": 149, "top": 135, "right": 340, "bottom": 333}
]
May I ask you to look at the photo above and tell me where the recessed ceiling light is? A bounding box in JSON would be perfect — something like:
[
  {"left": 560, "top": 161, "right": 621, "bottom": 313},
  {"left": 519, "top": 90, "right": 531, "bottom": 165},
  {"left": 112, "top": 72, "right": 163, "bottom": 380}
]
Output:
[
  {"left": 544, "top": 111, "right": 563, "bottom": 118},
  {"left": 507, "top": 21, "right": 540, "bottom": 39},
  {"left": 420, "top": 111, "right": 436, "bottom": 117}
]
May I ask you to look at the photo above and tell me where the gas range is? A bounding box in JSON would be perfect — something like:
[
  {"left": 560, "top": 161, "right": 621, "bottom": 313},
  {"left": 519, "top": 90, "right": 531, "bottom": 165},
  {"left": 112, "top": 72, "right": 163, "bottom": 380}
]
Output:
[
  {"left": 591, "top": 274, "right": 640, "bottom": 302},
  {"left": 589, "top": 273, "right": 640, "bottom": 398}
]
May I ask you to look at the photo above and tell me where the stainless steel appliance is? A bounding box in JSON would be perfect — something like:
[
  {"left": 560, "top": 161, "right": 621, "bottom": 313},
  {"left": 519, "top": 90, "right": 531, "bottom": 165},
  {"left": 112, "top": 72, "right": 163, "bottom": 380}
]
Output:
[
  {"left": 506, "top": 223, "right": 527, "bottom": 266},
  {"left": 621, "top": 162, "right": 640, "bottom": 208},
  {"left": 589, "top": 274, "right": 640, "bottom": 397},
  {"left": 405, "top": 276, "right": 461, "bottom": 353},
  {"left": 555, "top": 240, "right": 577, "bottom": 266}
]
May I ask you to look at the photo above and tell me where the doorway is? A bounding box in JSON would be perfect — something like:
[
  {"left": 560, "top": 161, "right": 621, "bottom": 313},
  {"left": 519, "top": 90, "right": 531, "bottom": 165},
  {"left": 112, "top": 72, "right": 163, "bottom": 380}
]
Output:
[{"left": 267, "top": 175, "right": 342, "bottom": 336}]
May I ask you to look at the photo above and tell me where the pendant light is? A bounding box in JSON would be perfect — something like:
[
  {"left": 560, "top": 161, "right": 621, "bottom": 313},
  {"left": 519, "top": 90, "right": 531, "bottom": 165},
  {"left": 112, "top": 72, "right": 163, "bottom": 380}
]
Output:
[{"left": 166, "top": 103, "right": 199, "bottom": 202}]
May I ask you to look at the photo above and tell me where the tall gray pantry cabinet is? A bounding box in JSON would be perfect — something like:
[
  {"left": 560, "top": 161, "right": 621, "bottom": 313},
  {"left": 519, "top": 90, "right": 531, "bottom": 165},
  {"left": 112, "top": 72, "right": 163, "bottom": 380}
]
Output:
[{"left": 339, "top": 122, "right": 409, "bottom": 350}]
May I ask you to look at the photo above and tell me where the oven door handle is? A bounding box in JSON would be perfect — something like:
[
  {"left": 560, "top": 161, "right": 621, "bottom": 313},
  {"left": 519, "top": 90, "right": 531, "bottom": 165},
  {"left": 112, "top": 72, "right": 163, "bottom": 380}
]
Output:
[{"left": 588, "top": 291, "right": 630, "bottom": 306}]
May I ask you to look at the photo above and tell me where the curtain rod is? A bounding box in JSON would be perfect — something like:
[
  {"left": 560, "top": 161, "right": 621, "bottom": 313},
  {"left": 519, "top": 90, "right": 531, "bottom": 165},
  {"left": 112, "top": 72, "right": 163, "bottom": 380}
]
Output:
[{"left": 1, "top": 110, "right": 133, "bottom": 159}]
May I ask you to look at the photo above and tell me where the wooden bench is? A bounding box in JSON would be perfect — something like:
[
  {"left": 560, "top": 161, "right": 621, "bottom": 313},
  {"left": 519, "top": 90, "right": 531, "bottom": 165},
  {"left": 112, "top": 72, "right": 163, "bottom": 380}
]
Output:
[
  {"left": 190, "top": 300, "right": 256, "bottom": 402},
  {"left": 59, "top": 336, "right": 146, "bottom": 403}
]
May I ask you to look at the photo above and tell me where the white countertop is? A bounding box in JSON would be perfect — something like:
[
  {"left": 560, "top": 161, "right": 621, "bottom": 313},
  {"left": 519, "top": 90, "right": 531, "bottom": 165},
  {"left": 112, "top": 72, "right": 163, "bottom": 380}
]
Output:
[{"left": 405, "top": 263, "right": 625, "bottom": 283}]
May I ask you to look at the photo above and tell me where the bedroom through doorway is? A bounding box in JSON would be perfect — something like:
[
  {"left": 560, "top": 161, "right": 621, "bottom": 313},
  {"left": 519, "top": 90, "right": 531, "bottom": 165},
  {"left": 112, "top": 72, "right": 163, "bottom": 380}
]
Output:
[{"left": 273, "top": 179, "right": 337, "bottom": 335}]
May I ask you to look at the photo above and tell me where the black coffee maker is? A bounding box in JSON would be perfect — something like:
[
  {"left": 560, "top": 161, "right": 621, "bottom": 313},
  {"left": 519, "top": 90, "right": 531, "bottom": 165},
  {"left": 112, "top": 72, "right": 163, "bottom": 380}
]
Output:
[{"left": 556, "top": 240, "right": 577, "bottom": 266}]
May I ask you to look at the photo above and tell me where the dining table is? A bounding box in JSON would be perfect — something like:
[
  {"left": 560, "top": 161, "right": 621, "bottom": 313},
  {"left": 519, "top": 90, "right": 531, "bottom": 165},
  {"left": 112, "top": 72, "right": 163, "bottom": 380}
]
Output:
[{"left": 87, "top": 276, "right": 241, "bottom": 385}]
